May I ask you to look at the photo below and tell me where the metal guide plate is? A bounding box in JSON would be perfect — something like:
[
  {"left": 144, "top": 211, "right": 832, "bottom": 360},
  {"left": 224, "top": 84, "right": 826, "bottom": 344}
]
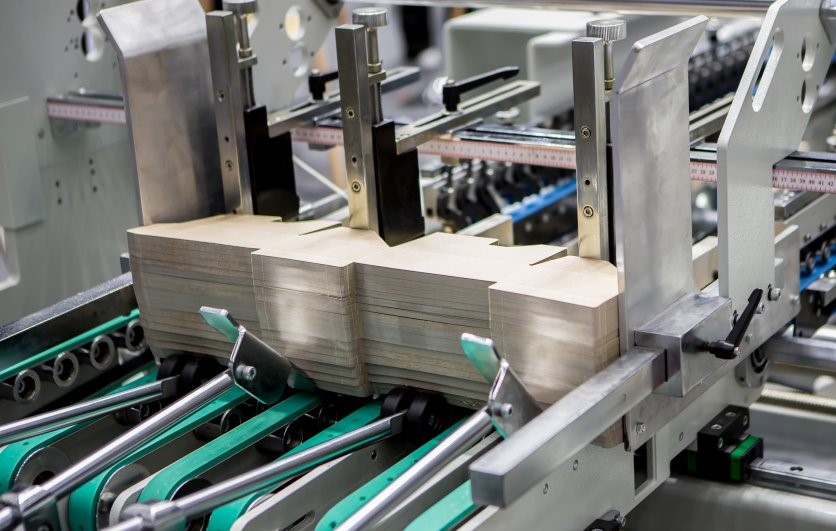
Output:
[
  {"left": 611, "top": 16, "right": 706, "bottom": 352},
  {"left": 717, "top": 0, "right": 835, "bottom": 313},
  {"left": 98, "top": 0, "right": 225, "bottom": 225}
]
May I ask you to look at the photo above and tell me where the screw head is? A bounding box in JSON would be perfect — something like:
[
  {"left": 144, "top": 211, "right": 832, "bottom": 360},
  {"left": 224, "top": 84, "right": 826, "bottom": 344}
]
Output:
[
  {"left": 580, "top": 125, "right": 591, "bottom": 139},
  {"left": 572, "top": 459, "right": 579, "bottom": 470},
  {"left": 586, "top": 19, "right": 627, "bottom": 42},
  {"left": 635, "top": 422, "right": 646, "bottom": 434},
  {"left": 711, "top": 423, "right": 723, "bottom": 430},
  {"left": 235, "top": 364, "right": 257, "bottom": 382},
  {"left": 217, "top": 90, "right": 226, "bottom": 102},
  {"left": 352, "top": 6, "right": 388, "bottom": 28},
  {"left": 351, "top": 181, "right": 362, "bottom": 193},
  {"left": 583, "top": 205, "right": 594, "bottom": 217},
  {"left": 768, "top": 287, "right": 782, "bottom": 301}
]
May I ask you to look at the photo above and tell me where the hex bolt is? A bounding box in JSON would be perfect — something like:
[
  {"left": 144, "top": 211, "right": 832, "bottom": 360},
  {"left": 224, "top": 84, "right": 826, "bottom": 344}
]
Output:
[
  {"left": 635, "top": 422, "right": 646, "bottom": 434},
  {"left": 488, "top": 402, "right": 513, "bottom": 419},
  {"left": 235, "top": 364, "right": 257, "bottom": 382},
  {"left": 586, "top": 19, "right": 627, "bottom": 90}
]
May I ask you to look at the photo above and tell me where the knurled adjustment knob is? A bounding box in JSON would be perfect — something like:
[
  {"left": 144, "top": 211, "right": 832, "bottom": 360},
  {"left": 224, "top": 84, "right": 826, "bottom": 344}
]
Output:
[
  {"left": 586, "top": 19, "right": 627, "bottom": 42},
  {"left": 222, "top": 0, "right": 257, "bottom": 14},
  {"left": 352, "top": 6, "right": 388, "bottom": 28}
]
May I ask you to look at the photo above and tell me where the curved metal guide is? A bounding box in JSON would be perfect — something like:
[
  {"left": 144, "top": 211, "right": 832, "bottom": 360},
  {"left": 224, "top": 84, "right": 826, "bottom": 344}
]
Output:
[{"left": 200, "top": 307, "right": 317, "bottom": 404}]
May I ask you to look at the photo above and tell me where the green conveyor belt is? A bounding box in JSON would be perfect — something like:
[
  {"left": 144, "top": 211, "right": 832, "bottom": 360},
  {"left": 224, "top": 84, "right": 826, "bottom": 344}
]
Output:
[
  {"left": 0, "top": 364, "right": 157, "bottom": 492},
  {"left": 138, "top": 393, "right": 322, "bottom": 502},
  {"left": 406, "top": 481, "right": 477, "bottom": 531},
  {"left": 68, "top": 386, "right": 248, "bottom": 531},
  {"left": 316, "top": 421, "right": 463, "bottom": 531},
  {"left": 206, "top": 401, "right": 383, "bottom": 531},
  {"left": 0, "top": 309, "right": 140, "bottom": 381}
]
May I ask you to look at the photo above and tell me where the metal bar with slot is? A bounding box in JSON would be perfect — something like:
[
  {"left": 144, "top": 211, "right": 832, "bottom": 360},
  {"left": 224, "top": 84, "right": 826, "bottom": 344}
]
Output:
[{"left": 468, "top": 348, "right": 665, "bottom": 508}]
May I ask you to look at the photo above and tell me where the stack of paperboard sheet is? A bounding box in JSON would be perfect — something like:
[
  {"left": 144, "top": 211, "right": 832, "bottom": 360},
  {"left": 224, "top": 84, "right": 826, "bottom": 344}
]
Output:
[
  {"left": 355, "top": 233, "right": 566, "bottom": 407},
  {"left": 252, "top": 227, "right": 388, "bottom": 396},
  {"left": 489, "top": 255, "right": 622, "bottom": 445},
  {"left": 128, "top": 215, "right": 338, "bottom": 359}
]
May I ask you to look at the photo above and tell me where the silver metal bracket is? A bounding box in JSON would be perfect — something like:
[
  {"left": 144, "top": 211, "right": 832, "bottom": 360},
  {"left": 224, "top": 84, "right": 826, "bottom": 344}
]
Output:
[
  {"left": 267, "top": 65, "right": 419, "bottom": 138},
  {"left": 336, "top": 23, "right": 379, "bottom": 232},
  {"left": 206, "top": 10, "right": 254, "bottom": 215},
  {"left": 199, "top": 307, "right": 316, "bottom": 404},
  {"left": 718, "top": 0, "right": 836, "bottom": 314},
  {"left": 635, "top": 293, "right": 732, "bottom": 397},
  {"left": 394, "top": 80, "right": 540, "bottom": 155},
  {"left": 460, "top": 333, "right": 542, "bottom": 437},
  {"left": 572, "top": 37, "right": 609, "bottom": 261}
]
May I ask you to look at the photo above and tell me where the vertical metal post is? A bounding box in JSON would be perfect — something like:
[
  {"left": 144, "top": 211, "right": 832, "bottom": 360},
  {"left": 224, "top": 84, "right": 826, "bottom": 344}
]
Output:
[
  {"left": 206, "top": 11, "right": 253, "bottom": 215},
  {"left": 337, "top": 25, "right": 379, "bottom": 232},
  {"left": 573, "top": 38, "right": 609, "bottom": 261}
]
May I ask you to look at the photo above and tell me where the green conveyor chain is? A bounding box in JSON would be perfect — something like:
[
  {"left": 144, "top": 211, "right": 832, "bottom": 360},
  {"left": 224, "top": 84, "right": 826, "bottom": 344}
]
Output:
[{"left": 0, "top": 309, "right": 141, "bottom": 381}]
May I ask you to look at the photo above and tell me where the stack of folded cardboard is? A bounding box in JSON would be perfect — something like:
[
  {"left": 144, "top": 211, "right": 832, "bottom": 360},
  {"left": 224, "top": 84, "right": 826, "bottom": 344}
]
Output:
[
  {"left": 128, "top": 215, "right": 337, "bottom": 359},
  {"left": 354, "top": 233, "right": 566, "bottom": 407},
  {"left": 251, "top": 227, "right": 388, "bottom": 396}
]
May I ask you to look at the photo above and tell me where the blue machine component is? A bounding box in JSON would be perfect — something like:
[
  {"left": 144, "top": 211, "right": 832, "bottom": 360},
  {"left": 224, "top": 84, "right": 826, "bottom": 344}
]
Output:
[
  {"left": 505, "top": 179, "right": 577, "bottom": 224},
  {"left": 800, "top": 241, "right": 836, "bottom": 292}
]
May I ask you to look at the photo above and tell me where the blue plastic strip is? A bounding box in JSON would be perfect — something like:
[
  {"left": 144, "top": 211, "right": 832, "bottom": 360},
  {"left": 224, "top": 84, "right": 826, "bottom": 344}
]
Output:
[{"left": 506, "top": 180, "right": 577, "bottom": 224}]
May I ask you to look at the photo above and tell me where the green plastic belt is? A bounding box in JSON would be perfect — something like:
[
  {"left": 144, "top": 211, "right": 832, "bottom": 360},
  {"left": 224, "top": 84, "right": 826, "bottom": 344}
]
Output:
[
  {"left": 138, "top": 393, "right": 322, "bottom": 503},
  {"left": 730, "top": 435, "right": 761, "bottom": 481},
  {"left": 0, "top": 309, "right": 140, "bottom": 381},
  {"left": 207, "top": 401, "right": 383, "bottom": 531},
  {"left": 316, "top": 421, "right": 463, "bottom": 531},
  {"left": 406, "top": 480, "right": 476, "bottom": 531},
  {"left": 69, "top": 386, "right": 248, "bottom": 531},
  {"left": 0, "top": 364, "right": 158, "bottom": 492}
]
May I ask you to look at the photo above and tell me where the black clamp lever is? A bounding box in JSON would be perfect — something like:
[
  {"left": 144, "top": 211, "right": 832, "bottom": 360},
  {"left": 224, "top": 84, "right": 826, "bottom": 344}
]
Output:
[
  {"left": 442, "top": 66, "right": 519, "bottom": 113},
  {"left": 706, "top": 288, "right": 764, "bottom": 360},
  {"left": 308, "top": 69, "right": 339, "bottom": 101}
]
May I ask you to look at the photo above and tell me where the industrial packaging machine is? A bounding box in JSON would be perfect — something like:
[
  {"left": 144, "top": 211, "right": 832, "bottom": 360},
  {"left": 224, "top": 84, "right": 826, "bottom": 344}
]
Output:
[{"left": 1, "top": 0, "right": 835, "bottom": 529}]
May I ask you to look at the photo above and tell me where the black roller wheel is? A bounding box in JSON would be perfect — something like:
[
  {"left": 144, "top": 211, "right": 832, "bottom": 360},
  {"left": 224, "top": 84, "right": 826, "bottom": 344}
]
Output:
[
  {"left": 179, "top": 359, "right": 224, "bottom": 393},
  {"left": 380, "top": 387, "right": 416, "bottom": 418},
  {"left": 404, "top": 393, "right": 447, "bottom": 441},
  {"left": 158, "top": 355, "right": 190, "bottom": 380}
]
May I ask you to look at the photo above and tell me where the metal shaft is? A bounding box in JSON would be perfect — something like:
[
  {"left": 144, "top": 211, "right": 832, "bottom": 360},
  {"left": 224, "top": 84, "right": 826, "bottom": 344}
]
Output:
[
  {"left": 111, "top": 411, "right": 406, "bottom": 531},
  {"left": 0, "top": 376, "right": 177, "bottom": 446},
  {"left": 0, "top": 371, "right": 234, "bottom": 528},
  {"left": 366, "top": 0, "right": 771, "bottom": 16},
  {"left": 337, "top": 409, "right": 493, "bottom": 531},
  {"left": 603, "top": 42, "right": 614, "bottom": 88},
  {"left": 237, "top": 14, "right": 255, "bottom": 109}
]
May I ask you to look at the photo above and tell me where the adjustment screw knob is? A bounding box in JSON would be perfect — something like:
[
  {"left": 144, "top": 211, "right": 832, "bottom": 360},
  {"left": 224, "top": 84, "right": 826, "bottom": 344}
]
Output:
[
  {"left": 586, "top": 19, "right": 627, "bottom": 42},
  {"left": 352, "top": 6, "right": 388, "bottom": 28},
  {"left": 222, "top": 0, "right": 257, "bottom": 14}
]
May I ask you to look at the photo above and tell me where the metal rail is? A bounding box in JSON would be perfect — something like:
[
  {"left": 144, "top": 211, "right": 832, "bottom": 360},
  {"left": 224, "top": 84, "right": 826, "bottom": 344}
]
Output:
[
  {"left": 364, "top": 0, "right": 773, "bottom": 16},
  {"left": 0, "top": 376, "right": 178, "bottom": 446}
]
